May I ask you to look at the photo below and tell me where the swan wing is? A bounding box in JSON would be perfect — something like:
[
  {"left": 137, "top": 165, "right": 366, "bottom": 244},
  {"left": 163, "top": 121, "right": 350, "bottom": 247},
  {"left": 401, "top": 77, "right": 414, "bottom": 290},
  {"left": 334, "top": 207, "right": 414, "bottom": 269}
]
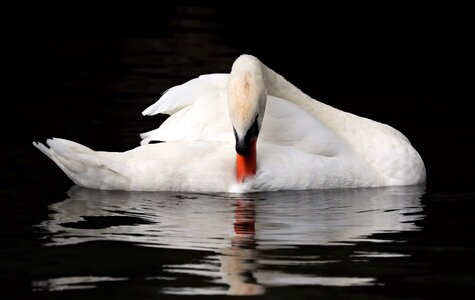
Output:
[
  {"left": 142, "top": 87, "right": 354, "bottom": 161},
  {"left": 140, "top": 89, "right": 234, "bottom": 145},
  {"left": 142, "top": 73, "right": 228, "bottom": 116}
]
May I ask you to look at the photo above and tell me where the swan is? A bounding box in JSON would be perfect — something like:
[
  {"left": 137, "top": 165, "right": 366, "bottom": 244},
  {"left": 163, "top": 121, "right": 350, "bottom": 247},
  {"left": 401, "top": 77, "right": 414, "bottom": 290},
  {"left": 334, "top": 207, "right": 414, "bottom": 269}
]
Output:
[{"left": 33, "top": 54, "right": 425, "bottom": 192}]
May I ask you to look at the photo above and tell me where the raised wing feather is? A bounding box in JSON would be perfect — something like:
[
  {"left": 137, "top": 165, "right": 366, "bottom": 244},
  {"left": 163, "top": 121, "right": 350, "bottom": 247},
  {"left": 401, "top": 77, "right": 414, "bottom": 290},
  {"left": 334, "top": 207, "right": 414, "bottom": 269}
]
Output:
[{"left": 142, "top": 73, "right": 228, "bottom": 116}]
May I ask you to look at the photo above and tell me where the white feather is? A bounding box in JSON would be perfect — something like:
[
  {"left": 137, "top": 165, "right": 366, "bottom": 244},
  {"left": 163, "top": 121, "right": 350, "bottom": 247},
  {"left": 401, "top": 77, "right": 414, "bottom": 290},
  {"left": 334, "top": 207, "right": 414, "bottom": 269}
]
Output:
[{"left": 141, "top": 73, "right": 228, "bottom": 116}]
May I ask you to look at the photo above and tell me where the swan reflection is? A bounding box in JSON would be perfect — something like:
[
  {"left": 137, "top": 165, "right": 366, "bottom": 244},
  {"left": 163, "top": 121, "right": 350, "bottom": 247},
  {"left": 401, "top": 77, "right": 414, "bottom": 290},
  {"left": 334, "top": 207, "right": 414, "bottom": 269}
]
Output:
[{"left": 38, "top": 185, "right": 424, "bottom": 295}]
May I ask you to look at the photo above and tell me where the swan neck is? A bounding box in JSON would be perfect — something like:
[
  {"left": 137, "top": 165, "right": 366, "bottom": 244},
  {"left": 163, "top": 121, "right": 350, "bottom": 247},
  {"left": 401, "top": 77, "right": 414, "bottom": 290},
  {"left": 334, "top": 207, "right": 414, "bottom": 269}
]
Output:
[{"left": 258, "top": 60, "right": 345, "bottom": 127}]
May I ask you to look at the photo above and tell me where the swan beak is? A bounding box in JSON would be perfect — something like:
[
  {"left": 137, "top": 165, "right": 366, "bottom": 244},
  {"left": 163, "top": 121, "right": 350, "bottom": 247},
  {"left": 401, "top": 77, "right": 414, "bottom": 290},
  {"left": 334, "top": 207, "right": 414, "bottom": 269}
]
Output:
[
  {"left": 234, "top": 115, "right": 259, "bottom": 182},
  {"left": 236, "top": 137, "right": 257, "bottom": 182}
]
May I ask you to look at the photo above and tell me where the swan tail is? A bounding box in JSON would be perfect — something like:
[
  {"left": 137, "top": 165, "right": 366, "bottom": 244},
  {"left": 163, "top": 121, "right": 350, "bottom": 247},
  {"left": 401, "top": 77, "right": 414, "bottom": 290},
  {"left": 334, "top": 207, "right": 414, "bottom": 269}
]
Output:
[{"left": 33, "top": 138, "right": 131, "bottom": 190}]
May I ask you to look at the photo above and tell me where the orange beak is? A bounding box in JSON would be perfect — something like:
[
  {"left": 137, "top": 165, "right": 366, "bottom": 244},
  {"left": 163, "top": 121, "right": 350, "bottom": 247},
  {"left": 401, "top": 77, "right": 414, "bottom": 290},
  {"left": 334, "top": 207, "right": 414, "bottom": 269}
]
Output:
[{"left": 236, "top": 137, "right": 257, "bottom": 182}]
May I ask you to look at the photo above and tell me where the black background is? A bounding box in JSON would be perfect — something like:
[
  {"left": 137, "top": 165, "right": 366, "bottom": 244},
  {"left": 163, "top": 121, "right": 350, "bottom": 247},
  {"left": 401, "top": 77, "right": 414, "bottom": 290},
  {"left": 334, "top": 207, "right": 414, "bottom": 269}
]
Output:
[{"left": 3, "top": 3, "right": 472, "bottom": 191}]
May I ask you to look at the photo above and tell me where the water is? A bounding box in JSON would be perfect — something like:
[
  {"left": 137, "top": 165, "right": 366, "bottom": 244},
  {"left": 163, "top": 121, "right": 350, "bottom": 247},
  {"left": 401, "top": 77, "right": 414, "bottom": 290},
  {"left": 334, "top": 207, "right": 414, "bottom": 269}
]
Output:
[
  {"left": 36, "top": 186, "right": 425, "bottom": 296},
  {"left": 3, "top": 4, "right": 474, "bottom": 299},
  {"left": 3, "top": 185, "right": 475, "bottom": 298}
]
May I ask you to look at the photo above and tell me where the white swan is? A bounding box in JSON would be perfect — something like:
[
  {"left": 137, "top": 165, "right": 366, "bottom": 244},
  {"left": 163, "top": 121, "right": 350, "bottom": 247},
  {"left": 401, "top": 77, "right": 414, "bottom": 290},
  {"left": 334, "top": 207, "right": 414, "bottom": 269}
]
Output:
[{"left": 33, "top": 55, "right": 425, "bottom": 192}]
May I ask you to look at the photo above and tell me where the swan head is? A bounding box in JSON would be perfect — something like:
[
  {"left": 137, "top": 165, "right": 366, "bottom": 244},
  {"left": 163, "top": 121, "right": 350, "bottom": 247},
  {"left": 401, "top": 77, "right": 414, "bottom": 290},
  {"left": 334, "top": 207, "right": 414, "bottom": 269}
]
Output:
[{"left": 228, "top": 55, "right": 266, "bottom": 183}]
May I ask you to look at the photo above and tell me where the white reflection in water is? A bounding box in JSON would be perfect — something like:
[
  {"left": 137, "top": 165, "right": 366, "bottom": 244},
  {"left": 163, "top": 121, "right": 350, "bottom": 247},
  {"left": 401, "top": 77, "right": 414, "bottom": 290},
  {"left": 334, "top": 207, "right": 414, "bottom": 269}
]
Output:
[
  {"left": 39, "top": 185, "right": 424, "bottom": 295},
  {"left": 32, "top": 276, "right": 128, "bottom": 292}
]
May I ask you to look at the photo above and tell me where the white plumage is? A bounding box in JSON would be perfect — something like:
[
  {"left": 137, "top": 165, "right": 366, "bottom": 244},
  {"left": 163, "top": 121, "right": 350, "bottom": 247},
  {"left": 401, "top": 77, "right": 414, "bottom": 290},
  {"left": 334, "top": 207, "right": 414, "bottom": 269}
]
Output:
[{"left": 34, "top": 55, "right": 425, "bottom": 192}]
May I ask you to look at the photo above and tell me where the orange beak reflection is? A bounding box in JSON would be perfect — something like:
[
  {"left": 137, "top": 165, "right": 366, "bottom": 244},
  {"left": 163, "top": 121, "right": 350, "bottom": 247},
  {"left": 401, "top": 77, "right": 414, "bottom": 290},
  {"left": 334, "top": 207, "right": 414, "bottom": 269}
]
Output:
[{"left": 236, "top": 138, "right": 257, "bottom": 183}]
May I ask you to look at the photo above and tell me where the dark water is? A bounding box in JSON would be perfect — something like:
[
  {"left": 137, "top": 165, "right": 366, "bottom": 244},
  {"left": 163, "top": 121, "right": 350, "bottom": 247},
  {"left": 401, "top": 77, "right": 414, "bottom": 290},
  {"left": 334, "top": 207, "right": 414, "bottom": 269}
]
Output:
[
  {"left": 2, "top": 4, "right": 474, "bottom": 299},
  {"left": 3, "top": 184, "right": 475, "bottom": 299}
]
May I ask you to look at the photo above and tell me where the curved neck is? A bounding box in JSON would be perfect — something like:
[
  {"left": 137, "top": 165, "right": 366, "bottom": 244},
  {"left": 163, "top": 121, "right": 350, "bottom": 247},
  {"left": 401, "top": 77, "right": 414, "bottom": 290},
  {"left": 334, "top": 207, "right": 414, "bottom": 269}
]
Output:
[
  {"left": 259, "top": 60, "right": 345, "bottom": 127},
  {"left": 230, "top": 55, "right": 355, "bottom": 183},
  {"left": 230, "top": 54, "right": 347, "bottom": 138}
]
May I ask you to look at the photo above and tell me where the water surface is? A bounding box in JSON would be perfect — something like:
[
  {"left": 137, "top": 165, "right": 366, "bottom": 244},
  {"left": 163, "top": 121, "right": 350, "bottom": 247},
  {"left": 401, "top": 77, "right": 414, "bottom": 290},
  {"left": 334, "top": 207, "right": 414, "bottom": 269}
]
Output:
[{"left": 35, "top": 186, "right": 424, "bottom": 296}]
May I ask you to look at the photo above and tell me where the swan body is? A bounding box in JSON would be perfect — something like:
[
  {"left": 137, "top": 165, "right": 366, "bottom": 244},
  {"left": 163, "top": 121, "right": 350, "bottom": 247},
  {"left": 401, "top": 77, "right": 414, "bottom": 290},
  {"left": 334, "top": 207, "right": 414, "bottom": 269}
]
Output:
[{"left": 34, "top": 55, "right": 425, "bottom": 192}]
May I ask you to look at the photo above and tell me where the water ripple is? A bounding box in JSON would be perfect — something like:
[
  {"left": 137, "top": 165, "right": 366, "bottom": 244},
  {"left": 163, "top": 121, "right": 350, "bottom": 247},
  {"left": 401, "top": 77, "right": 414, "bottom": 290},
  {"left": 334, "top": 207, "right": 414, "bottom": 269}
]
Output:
[{"left": 37, "top": 185, "right": 425, "bottom": 295}]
